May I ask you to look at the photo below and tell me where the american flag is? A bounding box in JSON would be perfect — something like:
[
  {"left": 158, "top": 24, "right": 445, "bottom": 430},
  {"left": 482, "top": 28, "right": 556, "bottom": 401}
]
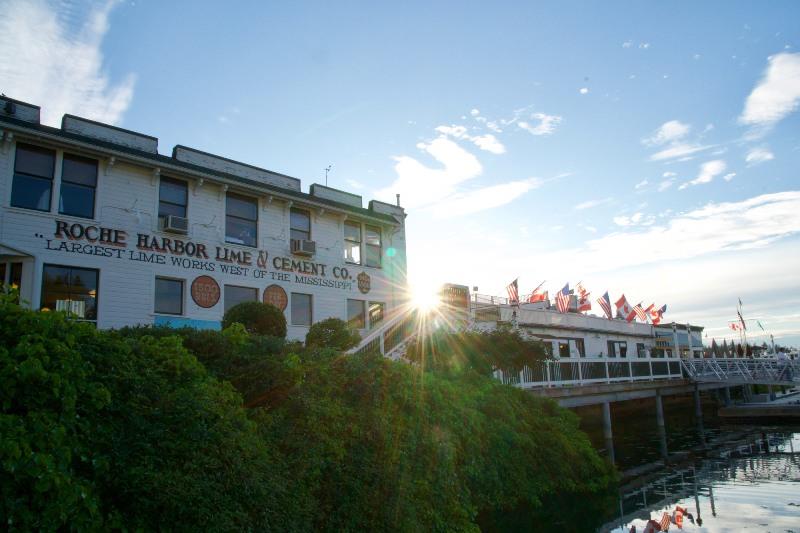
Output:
[
  {"left": 576, "top": 282, "right": 592, "bottom": 312},
  {"left": 556, "top": 283, "right": 570, "bottom": 313},
  {"left": 633, "top": 302, "right": 648, "bottom": 322},
  {"left": 650, "top": 304, "right": 667, "bottom": 325},
  {"left": 659, "top": 511, "right": 671, "bottom": 531},
  {"left": 615, "top": 294, "right": 636, "bottom": 322},
  {"left": 506, "top": 278, "right": 519, "bottom": 306},
  {"left": 597, "top": 292, "right": 613, "bottom": 319}
]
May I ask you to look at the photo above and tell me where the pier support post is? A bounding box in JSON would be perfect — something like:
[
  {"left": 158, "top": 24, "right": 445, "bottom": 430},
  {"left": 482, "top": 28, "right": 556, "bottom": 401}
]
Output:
[
  {"left": 693, "top": 386, "right": 707, "bottom": 448},
  {"left": 767, "top": 385, "right": 775, "bottom": 402},
  {"left": 723, "top": 387, "right": 732, "bottom": 406},
  {"left": 655, "top": 391, "right": 668, "bottom": 460},
  {"left": 602, "top": 402, "right": 615, "bottom": 465}
]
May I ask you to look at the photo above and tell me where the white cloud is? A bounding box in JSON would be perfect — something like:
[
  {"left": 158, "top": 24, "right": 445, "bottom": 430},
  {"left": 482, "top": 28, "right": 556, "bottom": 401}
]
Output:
[
  {"left": 662, "top": 171, "right": 676, "bottom": 178},
  {"left": 376, "top": 136, "right": 482, "bottom": 209},
  {"left": 723, "top": 173, "right": 736, "bottom": 182},
  {"left": 345, "top": 179, "right": 364, "bottom": 190},
  {"left": 584, "top": 225, "right": 598, "bottom": 233},
  {"left": 643, "top": 121, "right": 714, "bottom": 162},
  {"left": 635, "top": 179, "right": 649, "bottom": 190},
  {"left": 0, "top": 0, "right": 135, "bottom": 126},
  {"left": 745, "top": 147, "right": 775, "bottom": 165},
  {"left": 434, "top": 178, "right": 543, "bottom": 217},
  {"left": 639, "top": 42, "right": 650, "bottom": 49},
  {"left": 680, "top": 159, "right": 726, "bottom": 189},
  {"left": 517, "top": 112, "right": 562, "bottom": 136},
  {"left": 739, "top": 52, "right": 800, "bottom": 132},
  {"left": 575, "top": 197, "right": 613, "bottom": 210},
  {"left": 650, "top": 143, "right": 713, "bottom": 161},
  {"left": 658, "top": 179, "right": 675, "bottom": 192},
  {"left": 470, "top": 108, "right": 480, "bottom": 116},
  {"left": 558, "top": 191, "right": 800, "bottom": 272},
  {"left": 622, "top": 40, "right": 633, "bottom": 48},
  {"left": 579, "top": 87, "right": 589, "bottom": 95},
  {"left": 613, "top": 212, "right": 654, "bottom": 227},
  {"left": 643, "top": 120, "right": 691, "bottom": 146},
  {"left": 435, "top": 124, "right": 506, "bottom": 154}
]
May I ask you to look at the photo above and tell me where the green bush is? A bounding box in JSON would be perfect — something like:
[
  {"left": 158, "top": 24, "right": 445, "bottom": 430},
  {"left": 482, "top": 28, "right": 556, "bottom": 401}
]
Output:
[
  {"left": 222, "top": 301, "right": 287, "bottom": 337},
  {"left": 0, "top": 295, "right": 306, "bottom": 531},
  {"left": 305, "top": 317, "right": 361, "bottom": 351}
]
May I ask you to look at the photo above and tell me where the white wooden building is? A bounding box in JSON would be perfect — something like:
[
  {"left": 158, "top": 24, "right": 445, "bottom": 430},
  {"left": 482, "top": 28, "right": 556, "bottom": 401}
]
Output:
[{"left": 0, "top": 96, "right": 407, "bottom": 340}]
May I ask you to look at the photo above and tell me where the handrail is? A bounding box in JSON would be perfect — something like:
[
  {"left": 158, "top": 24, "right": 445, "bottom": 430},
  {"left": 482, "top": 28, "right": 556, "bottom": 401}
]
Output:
[
  {"left": 347, "top": 307, "right": 417, "bottom": 356},
  {"left": 680, "top": 357, "right": 800, "bottom": 384}
]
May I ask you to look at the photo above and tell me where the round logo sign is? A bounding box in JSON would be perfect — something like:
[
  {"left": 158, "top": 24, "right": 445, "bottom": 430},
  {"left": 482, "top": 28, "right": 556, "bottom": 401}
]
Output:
[
  {"left": 191, "top": 275, "right": 220, "bottom": 308},
  {"left": 263, "top": 284, "right": 288, "bottom": 311},
  {"left": 357, "top": 271, "right": 371, "bottom": 294}
]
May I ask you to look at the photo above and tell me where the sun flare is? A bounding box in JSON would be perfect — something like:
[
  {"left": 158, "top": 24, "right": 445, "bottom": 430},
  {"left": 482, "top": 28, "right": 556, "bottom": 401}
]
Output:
[{"left": 410, "top": 283, "right": 441, "bottom": 312}]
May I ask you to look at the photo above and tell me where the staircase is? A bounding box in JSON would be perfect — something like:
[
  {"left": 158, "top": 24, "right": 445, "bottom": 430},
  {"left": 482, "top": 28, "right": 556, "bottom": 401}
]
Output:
[{"left": 347, "top": 307, "right": 418, "bottom": 359}]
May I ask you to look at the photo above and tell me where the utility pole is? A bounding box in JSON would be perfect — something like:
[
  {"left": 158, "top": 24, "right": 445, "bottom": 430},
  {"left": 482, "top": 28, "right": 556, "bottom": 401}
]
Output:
[{"left": 324, "top": 165, "right": 332, "bottom": 187}]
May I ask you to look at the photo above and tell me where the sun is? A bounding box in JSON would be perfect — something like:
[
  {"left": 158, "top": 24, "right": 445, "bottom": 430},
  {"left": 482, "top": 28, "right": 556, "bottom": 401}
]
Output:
[{"left": 410, "top": 282, "right": 441, "bottom": 312}]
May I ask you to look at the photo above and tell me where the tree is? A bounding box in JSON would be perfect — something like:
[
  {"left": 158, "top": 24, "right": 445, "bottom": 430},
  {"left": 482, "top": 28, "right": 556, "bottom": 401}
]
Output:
[
  {"left": 305, "top": 318, "right": 361, "bottom": 351},
  {"left": 222, "top": 301, "right": 287, "bottom": 338}
]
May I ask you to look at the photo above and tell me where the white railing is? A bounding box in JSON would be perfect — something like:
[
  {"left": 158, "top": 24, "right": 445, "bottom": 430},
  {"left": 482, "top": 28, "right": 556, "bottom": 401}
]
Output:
[
  {"left": 681, "top": 357, "right": 800, "bottom": 384},
  {"left": 494, "top": 357, "right": 684, "bottom": 389},
  {"left": 347, "top": 308, "right": 418, "bottom": 358}
]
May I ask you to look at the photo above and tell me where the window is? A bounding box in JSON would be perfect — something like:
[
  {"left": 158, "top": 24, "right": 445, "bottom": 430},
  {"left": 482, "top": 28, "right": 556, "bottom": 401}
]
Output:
[
  {"left": 224, "top": 285, "right": 258, "bottom": 312},
  {"left": 291, "top": 292, "right": 312, "bottom": 326},
  {"left": 365, "top": 225, "right": 381, "bottom": 268},
  {"left": 574, "top": 338, "right": 586, "bottom": 357},
  {"left": 158, "top": 176, "right": 188, "bottom": 223},
  {"left": 58, "top": 153, "right": 98, "bottom": 219},
  {"left": 347, "top": 299, "right": 365, "bottom": 329},
  {"left": 40, "top": 265, "right": 98, "bottom": 321},
  {"left": 154, "top": 277, "right": 183, "bottom": 315},
  {"left": 11, "top": 143, "right": 55, "bottom": 211},
  {"left": 558, "top": 341, "right": 570, "bottom": 358},
  {"left": 344, "top": 221, "right": 361, "bottom": 264},
  {"left": 290, "top": 208, "right": 311, "bottom": 241},
  {"left": 226, "top": 193, "right": 258, "bottom": 247},
  {"left": 368, "top": 301, "right": 385, "bottom": 329},
  {"left": 0, "top": 262, "right": 22, "bottom": 289},
  {"left": 637, "top": 343, "right": 647, "bottom": 358},
  {"left": 607, "top": 340, "right": 627, "bottom": 358}
]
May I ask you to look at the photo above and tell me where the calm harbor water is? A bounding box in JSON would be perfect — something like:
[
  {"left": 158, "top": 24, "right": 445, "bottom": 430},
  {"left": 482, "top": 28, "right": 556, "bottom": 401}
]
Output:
[
  {"left": 603, "top": 432, "right": 800, "bottom": 532},
  {"left": 573, "top": 393, "right": 800, "bottom": 531}
]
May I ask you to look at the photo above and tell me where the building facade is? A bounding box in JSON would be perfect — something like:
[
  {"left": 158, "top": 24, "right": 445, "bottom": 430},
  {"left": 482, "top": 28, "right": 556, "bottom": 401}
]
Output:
[
  {"left": 0, "top": 96, "right": 407, "bottom": 340},
  {"left": 471, "top": 301, "right": 658, "bottom": 358}
]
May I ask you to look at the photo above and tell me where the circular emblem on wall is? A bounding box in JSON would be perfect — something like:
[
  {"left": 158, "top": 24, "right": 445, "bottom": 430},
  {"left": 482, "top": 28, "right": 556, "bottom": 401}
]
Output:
[
  {"left": 263, "top": 284, "right": 288, "bottom": 311},
  {"left": 357, "top": 271, "right": 371, "bottom": 294},
  {"left": 191, "top": 275, "right": 220, "bottom": 308}
]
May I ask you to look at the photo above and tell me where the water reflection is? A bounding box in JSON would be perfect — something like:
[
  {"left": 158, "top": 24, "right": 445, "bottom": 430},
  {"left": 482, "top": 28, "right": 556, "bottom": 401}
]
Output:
[{"left": 604, "top": 432, "right": 800, "bottom": 532}]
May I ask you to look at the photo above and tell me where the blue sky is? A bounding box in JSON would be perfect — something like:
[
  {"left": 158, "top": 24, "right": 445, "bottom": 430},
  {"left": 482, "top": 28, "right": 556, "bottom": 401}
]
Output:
[{"left": 1, "top": 0, "right": 799, "bottom": 346}]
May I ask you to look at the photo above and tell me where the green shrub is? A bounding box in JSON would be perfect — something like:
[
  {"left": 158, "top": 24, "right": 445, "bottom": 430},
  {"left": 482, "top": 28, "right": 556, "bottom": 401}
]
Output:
[
  {"left": 222, "top": 301, "right": 287, "bottom": 337},
  {"left": 305, "top": 317, "right": 361, "bottom": 351}
]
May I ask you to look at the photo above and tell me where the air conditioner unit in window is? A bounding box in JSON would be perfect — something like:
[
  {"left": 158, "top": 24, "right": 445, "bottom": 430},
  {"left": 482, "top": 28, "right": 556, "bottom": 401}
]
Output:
[
  {"left": 164, "top": 215, "right": 189, "bottom": 234},
  {"left": 291, "top": 239, "right": 316, "bottom": 256}
]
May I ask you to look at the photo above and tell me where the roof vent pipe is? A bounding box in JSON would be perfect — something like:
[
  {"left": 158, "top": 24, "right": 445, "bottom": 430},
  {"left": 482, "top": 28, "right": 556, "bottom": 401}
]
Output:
[{"left": 396, "top": 193, "right": 400, "bottom": 207}]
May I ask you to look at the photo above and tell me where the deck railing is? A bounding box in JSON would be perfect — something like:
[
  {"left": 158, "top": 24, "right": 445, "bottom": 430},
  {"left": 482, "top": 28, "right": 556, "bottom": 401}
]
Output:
[
  {"left": 494, "top": 357, "right": 684, "bottom": 388},
  {"left": 680, "top": 357, "right": 800, "bottom": 384}
]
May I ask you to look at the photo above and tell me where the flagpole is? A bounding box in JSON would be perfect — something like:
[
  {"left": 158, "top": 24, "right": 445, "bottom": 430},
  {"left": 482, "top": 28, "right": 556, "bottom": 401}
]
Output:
[{"left": 739, "top": 299, "right": 749, "bottom": 357}]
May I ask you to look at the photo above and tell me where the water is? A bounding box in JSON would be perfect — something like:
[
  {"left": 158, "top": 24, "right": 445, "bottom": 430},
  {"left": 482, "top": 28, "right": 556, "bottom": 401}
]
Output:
[{"left": 602, "top": 432, "right": 800, "bottom": 532}]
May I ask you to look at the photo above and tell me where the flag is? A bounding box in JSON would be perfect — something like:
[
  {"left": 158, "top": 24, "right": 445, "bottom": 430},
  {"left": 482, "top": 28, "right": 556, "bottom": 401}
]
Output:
[
  {"left": 576, "top": 282, "right": 592, "bottom": 312},
  {"left": 633, "top": 302, "right": 648, "bottom": 322},
  {"left": 650, "top": 304, "right": 667, "bottom": 325},
  {"left": 659, "top": 511, "right": 671, "bottom": 531},
  {"left": 528, "top": 284, "right": 548, "bottom": 303},
  {"left": 615, "top": 294, "right": 636, "bottom": 322},
  {"left": 506, "top": 278, "right": 519, "bottom": 306},
  {"left": 729, "top": 322, "right": 739, "bottom": 331},
  {"left": 597, "top": 291, "right": 613, "bottom": 319},
  {"left": 556, "top": 284, "right": 570, "bottom": 313}
]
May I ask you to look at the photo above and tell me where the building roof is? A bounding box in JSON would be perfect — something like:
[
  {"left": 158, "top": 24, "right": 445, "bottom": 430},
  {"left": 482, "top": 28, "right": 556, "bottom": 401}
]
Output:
[{"left": 0, "top": 106, "right": 403, "bottom": 226}]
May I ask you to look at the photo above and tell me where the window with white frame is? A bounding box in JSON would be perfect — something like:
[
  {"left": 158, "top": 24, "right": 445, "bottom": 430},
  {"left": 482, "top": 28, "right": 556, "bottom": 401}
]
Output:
[{"left": 344, "top": 220, "right": 361, "bottom": 264}]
